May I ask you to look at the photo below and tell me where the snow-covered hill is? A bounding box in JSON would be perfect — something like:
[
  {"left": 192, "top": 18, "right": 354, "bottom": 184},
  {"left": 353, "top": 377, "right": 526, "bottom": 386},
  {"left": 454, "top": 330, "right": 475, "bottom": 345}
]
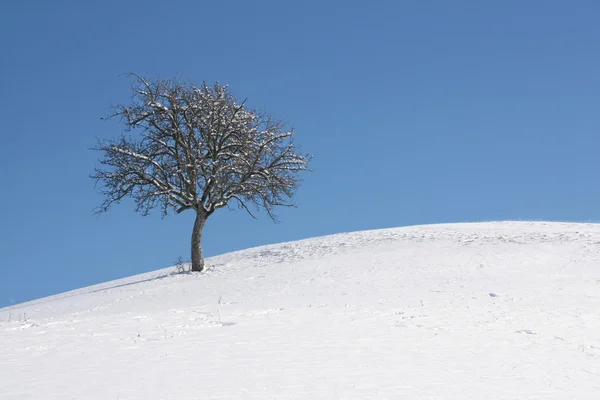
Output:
[{"left": 2, "top": 222, "right": 600, "bottom": 399}]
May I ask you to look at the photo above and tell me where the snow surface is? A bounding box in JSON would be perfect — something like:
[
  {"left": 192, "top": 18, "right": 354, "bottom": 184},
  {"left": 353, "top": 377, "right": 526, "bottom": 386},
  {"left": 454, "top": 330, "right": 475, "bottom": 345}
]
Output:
[{"left": 2, "top": 221, "right": 600, "bottom": 399}]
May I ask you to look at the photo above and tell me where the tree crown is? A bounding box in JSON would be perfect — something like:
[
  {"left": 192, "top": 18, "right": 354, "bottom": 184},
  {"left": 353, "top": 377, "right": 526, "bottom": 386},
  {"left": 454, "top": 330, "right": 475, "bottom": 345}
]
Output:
[{"left": 92, "top": 75, "right": 311, "bottom": 220}]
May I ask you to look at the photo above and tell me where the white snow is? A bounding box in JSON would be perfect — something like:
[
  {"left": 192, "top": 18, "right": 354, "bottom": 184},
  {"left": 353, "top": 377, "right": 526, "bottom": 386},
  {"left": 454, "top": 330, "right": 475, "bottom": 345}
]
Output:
[{"left": 2, "top": 221, "right": 600, "bottom": 399}]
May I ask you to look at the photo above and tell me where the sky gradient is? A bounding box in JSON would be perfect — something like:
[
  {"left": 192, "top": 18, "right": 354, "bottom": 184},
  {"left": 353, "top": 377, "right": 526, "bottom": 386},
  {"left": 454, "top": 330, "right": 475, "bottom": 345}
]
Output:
[{"left": 2, "top": 0, "right": 600, "bottom": 307}]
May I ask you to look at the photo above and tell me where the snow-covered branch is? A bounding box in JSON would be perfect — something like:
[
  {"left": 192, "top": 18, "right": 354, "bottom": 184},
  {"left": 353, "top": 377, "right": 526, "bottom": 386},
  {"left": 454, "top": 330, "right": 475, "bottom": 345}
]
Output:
[{"left": 92, "top": 75, "right": 311, "bottom": 222}]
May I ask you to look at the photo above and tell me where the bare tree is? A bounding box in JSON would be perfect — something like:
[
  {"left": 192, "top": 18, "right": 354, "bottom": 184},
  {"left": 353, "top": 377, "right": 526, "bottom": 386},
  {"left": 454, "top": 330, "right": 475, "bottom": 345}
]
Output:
[{"left": 92, "top": 74, "right": 311, "bottom": 272}]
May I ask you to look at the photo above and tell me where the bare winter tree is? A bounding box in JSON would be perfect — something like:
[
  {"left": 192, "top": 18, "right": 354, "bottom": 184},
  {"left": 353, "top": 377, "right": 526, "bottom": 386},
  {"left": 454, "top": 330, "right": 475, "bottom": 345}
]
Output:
[{"left": 92, "top": 74, "right": 311, "bottom": 272}]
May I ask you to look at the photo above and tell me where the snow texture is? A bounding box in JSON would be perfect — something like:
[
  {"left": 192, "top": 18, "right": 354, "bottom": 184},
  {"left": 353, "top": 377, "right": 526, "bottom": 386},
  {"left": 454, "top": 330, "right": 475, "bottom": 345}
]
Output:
[{"left": 2, "top": 221, "right": 600, "bottom": 399}]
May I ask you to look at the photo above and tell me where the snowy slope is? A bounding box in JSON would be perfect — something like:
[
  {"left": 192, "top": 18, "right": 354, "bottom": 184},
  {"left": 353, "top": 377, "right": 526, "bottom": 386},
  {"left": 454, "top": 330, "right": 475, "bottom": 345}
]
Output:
[{"left": 2, "top": 221, "right": 600, "bottom": 399}]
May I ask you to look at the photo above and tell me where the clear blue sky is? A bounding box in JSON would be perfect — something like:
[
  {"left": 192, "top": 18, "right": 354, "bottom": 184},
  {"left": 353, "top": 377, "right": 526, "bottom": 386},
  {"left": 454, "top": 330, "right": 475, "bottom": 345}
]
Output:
[{"left": 2, "top": 0, "right": 600, "bottom": 307}]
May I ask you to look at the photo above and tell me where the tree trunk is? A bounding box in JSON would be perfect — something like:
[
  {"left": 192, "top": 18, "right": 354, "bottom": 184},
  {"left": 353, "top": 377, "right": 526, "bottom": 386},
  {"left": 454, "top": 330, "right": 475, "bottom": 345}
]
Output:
[{"left": 191, "top": 211, "right": 206, "bottom": 272}]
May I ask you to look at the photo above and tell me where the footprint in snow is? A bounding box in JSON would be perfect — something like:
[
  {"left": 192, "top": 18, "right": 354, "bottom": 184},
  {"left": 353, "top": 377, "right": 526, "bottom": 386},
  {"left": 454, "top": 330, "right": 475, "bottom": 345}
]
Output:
[{"left": 516, "top": 329, "right": 536, "bottom": 335}]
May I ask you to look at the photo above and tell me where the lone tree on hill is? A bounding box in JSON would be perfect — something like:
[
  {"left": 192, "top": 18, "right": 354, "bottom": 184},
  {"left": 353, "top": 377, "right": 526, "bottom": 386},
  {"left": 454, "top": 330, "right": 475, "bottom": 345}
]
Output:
[{"left": 92, "top": 74, "right": 311, "bottom": 272}]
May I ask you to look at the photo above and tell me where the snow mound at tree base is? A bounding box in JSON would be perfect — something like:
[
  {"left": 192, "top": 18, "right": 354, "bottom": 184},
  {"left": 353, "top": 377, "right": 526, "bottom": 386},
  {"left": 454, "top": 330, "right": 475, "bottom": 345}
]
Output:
[{"left": 2, "top": 221, "right": 600, "bottom": 399}]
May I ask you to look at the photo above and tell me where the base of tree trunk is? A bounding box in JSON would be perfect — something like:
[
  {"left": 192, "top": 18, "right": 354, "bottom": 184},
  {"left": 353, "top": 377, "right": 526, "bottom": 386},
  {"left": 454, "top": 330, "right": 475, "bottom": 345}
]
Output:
[{"left": 191, "top": 263, "right": 205, "bottom": 272}]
